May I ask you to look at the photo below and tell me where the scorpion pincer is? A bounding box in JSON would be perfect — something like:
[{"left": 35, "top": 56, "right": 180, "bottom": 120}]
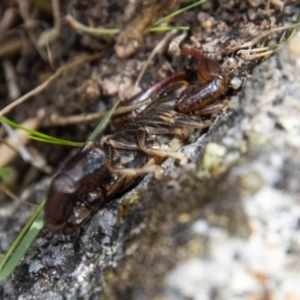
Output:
[{"left": 44, "top": 48, "right": 227, "bottom": 234}]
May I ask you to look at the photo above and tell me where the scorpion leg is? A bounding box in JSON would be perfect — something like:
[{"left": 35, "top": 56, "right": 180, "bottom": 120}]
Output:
[
  {"left": 169, "top": 115, "right": 212, "bottom": 129},
  {"left": 103, "top": 137, "right": 139, "bottom": 151},
  {"left": 136, "top": 126, "right": 187, "bottom": 136},
  {"left": 104, "top": 138, "right": 163, "bottom": 179},
  {"left": 107, "top": 163, "right": 162, "bottom": 179},
  {"left": 137, "top": 126, "right": 188, "bottom": 165}
]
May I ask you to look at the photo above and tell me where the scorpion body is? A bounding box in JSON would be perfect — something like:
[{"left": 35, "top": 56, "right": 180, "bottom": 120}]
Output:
[{"left": 44, "top": 48, "right": 227, "bottom": 234}]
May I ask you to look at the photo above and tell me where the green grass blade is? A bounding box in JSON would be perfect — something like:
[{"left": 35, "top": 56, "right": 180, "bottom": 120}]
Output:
[
  {"left": 29, "top": 136, "right": 83, "bottom": 147},
  {"left": 153, "top": 0, "right": 207, "bottom": 26},
  {"left": 150, "top": 26, "right": 190, "bottom": 32},
  {"left": 0, "top": 200, "right": 45, "bottom": 283},
  {"left": 0, "top": 116, "right": 83, "bottom": 147},
  {"left": 0, "top": 116, "right": 40, "bottom": 135},
  {"left": 88, "top": 100, "right": 120, "bottom": 141}
]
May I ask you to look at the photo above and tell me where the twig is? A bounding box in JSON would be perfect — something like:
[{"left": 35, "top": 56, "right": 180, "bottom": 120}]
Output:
[
  {"left": 0, "top": 38, "right": 23, "bottom": 58},
  {"left": 237, "top": 49, "right": 275, "bottom": 59},
  {"left": 237, "top": 23, "right": 300, "bottom": 59},
  {"left": 0, "top": 7, "right": 17, "bottom": 33},
  {"left": 0, "top": 52, "right": 104, "bottom": 117},
  {"left": 37, "top": 0, "right": 61, "bottom": 48},
  {"left": 270, "top": 0, "right": 284, "bottom": 11},
  {"left": 18, "top": 0, "right": 47, "bottom": 60},
  {"left": 42, "top": 99, "right": 152, "bottom": 127},
  {"left": 66, "top": 15, "right": 119, "bottom": 36},
  {"left": 0, "top": 183, "right": 37, "bottom": 207},
  {"left": 168, "top": 31, "right": 188, "bottom": 55},
  {"left": 132, "top": 30, "right": 177, "bottom": 96},
  {"left": 2, "top": 58, "right": 21, "bottom": 100},
  {"left": 239, "top": 23, "right": 300, "bottom": 49}
]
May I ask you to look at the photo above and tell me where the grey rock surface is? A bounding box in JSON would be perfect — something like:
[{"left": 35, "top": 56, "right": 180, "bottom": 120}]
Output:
[{"left": 164, "top": 33, "right": 300, "bottom": 300}]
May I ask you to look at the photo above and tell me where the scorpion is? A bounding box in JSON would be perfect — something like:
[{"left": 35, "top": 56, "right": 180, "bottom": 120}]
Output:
[{"left": 44, "top": 48, "right": 227, "bottom": 234}]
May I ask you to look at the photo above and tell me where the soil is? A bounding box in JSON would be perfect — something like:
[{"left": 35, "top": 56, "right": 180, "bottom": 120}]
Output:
[{"left": 0, "top": 0, "right": 300, "bottom": 299}]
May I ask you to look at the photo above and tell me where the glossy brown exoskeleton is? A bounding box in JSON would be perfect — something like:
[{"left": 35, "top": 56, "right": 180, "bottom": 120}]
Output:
[{"left": 44, "top": 48, "right": 227, "bottom": 234}]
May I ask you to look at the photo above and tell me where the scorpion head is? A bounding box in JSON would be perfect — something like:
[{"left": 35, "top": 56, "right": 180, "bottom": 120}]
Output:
[{"left": 44, "top": 144, "right": 112, "bottom": 234}]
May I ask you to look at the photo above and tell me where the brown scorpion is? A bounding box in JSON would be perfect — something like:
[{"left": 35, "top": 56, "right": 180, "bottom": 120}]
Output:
[{"left": 44, "top": 48, "right": 227, "bottom": 234}]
